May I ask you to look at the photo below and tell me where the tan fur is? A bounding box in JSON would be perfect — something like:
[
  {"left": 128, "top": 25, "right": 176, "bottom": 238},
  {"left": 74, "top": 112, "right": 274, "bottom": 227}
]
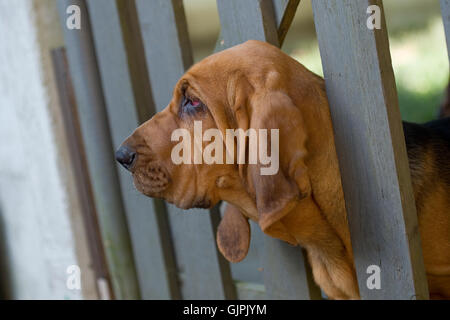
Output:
[{"left": 119, "top": 40, "right": 450, "bottom": 299}]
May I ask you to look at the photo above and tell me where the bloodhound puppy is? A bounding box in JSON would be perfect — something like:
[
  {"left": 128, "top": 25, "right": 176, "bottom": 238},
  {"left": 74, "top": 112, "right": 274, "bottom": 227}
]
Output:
[{"left": 116, "top": 40, "right": 450, "bottom": 299}]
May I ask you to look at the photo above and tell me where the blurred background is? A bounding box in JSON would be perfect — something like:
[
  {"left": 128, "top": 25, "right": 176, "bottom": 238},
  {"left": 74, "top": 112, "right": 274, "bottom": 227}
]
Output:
[
  {"left": 184, "top": 0, "right": 449, "bottom": 121},
  {"left": 0, "top": 0, "right": 448, "bottom": 299}
]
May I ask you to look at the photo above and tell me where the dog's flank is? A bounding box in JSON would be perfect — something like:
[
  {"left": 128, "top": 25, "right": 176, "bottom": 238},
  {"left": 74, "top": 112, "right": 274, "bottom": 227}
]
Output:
[{"left": 404, "top": 118, "right": 450, "bottom": 209}]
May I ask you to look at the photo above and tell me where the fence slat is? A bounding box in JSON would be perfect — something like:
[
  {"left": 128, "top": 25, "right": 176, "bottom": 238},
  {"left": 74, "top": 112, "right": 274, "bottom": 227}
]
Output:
[
  {"left": 135, "top": 0, "right": 236, "bottom": 299},
  {"left": 216, "top": 0, "right": 321, "bottom": 300},
  {"left": 262, "top": 243, "right": 322, "bottom": 299},
  {"left": 57, "top": 0, "right": 140, "bottom": 299},
  {"left": 273, "top": 0, "right": 301, "bottom": 45},
  {"left": 312, "top": 0, "right": 429, "bottom": 299},
  {"left": 215, "top": 0, "right": 300, "bottom": 51},
  {"left": 217, "top": 0, "right": 278, "bottom": 50},
  {"left": 86, "top": 0, "right": 180, "bottom": 300},
  {"left": 51, "top": 47, "right": 112, "bottom": 299},
  {"left": 441, "top": 0, "right": 450, "bottom": 62}
]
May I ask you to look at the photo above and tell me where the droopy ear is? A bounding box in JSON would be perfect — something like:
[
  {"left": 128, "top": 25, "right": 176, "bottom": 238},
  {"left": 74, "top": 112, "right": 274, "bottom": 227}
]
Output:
[
  {"left": 216, "top": 203, "right": 250, "bottom": 263},
  {"left": 245, "top": 90, "right": 311, "bottom": 245}
]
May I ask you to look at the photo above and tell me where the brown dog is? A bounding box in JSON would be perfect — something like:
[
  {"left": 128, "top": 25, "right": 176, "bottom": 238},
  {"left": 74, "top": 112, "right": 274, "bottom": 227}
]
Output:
[{"left": 116, "top": 40, "right": 450, "bottom": 299}]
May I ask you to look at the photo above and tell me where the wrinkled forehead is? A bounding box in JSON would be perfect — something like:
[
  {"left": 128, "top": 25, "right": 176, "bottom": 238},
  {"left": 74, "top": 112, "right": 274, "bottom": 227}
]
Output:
[
  {"left": 179, "top": 56, "right": 232, "bottom": 105},
  {"left": 182, "top": 50, "right": 253, "bottom": 97},
  {"left": 184, "top": 44, "right": 284, "bottom": 92},
  {"left": 185, "top": 53, "right": 235, "bottom": 86}
]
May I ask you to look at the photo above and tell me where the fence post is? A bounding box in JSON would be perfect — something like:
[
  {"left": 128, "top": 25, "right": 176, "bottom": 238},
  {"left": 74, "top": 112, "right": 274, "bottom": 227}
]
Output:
[
  {"left": 216, "top": 0, "right": 322, "bottom": 300},
  {"left": 272, "top": 0, "right": 301, "bottom": 45},
  {"left": 86, "top": 0, "right": 181, "bottom": 300},
  {"left": 312, "top": 0, "right": 429, "bottom": 299},
  {"left": 51, "top": 47, "right": 112, "bottom": 299},
  {"left": 57, "top": 0, "right": 140, "bottom": 299},
  {"left": 134, "top": 0, "right": 236, "bottom": 299},
  {"left": 215, "top": 0, "right": 299, "bottom": 51}
]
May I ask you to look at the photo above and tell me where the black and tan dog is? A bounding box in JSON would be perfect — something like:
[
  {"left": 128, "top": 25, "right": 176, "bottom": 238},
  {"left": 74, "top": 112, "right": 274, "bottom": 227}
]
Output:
[{"left": 116, "top": 41, "right": 450, "bottom": 299}]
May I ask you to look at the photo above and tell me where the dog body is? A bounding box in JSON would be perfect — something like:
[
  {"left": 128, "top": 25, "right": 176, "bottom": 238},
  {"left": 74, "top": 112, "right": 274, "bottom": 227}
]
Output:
[
  {"left": 404, "top": 119, "right": 450, "bottom": 299},
  {"left": 117, "top": 41, "right": 450, "bottom": 299}
]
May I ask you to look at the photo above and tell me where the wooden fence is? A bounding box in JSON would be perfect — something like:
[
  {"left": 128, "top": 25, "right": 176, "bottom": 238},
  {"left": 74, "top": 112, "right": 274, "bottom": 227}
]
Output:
[{"left": 53, "top": 0, "right": 447, "bottom": 299}]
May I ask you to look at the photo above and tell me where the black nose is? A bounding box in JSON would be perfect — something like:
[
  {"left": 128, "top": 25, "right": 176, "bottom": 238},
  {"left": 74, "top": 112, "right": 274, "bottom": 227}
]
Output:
[{"left": 115, "top": 145, "right": 137, "bottom": 170}]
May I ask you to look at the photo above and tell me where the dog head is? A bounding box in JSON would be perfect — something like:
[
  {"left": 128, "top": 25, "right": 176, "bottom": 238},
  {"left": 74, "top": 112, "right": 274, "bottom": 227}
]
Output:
[{"left": 117, "top": 40, "right": 326, "bottom": 262}]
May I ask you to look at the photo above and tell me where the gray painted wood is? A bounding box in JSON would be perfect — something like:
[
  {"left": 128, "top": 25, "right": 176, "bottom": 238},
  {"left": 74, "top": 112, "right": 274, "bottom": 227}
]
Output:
[
  {"left": 235, "top": 282, "right": 267, "bottom": 300},
  {"left": 312, "top": 0, "right": 429, "bottom": 299},
  {"left": 441, "top": 0, "right": 450, "bottom": 62},
  {"left": 229, "top": 219, "right": 265, "bottom": 284},
  {"left": 51, "top": 47, "right": 112, "bottom": 297},
  {"left": 217, "top": 0, "right": 321, "bottom": 300},
  {"left": 86, "top": 0, "right": 180, "bottom": 300},
  {"left": 135, "top": 0, "right": 236, "bottom": 300},
  {"left": 216, "top": 0, "right": 279, "bottom": 49},
  {"left": 263, "top": 241, "right": 322, "bottom": 299},
  {"left": 215, "top": 0, "right": 299, "bottom": 51},
  {"left": 57, "top": 0, "right": 140, "bottom": 299},
  {"left": 272, "top": 0, "right": 301, "bottom": 45}
]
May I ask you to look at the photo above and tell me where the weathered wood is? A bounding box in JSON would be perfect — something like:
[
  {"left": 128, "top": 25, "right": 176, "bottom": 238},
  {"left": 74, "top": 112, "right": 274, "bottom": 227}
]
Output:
[
  {"left": 215, "top": 0, "right": 300, "bottom": 51},
  {"left": 86, "top": 0, "right": 180, "bottom": 300},
  {"left": 135, "top": 0, "right": 236, "bottom": 299},
  {"left": 312, "top": 0, "right": 429, "bottom": 299},
  {"left": 273, "top": 0, "right": 301, "bottom": 45},
  {"left": 217, "top": 0, "right": 321, "bottom": 300},
  {"left": 57, "top": 0, "right": 140, "bottom": 299},
  {"left": 263, "top": 242, "right": 322, "bottom": 299},
  {"left": 51, "top": 47, "right": 112, "bottom": 299},
  {"left": 235, "top": 282, "right": 266, "bottom": 300},
  {"left": 116, "top": 0, "right": 155, "bottom": 121},
  {"left": 441, "top": 0, "right": 450, "bottom": 62},
  {"left": 216, "top": 0, "right": 279, "bottom": 49}
]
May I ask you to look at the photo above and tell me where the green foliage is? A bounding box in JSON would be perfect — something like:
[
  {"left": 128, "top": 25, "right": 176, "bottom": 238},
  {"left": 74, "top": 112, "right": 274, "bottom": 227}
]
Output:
[
  {"left": 290, "top": 18, "right": 449, "bottom": 124},
  {"left": 392, "top": 19, "right": 448, "bottom": 122},
  {"left": 186, "top": 0, "right": 449, "bottom": 123}
]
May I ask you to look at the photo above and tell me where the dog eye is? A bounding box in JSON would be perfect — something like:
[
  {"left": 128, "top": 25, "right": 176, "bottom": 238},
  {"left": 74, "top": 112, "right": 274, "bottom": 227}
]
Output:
[{"left": 181, "top": 96, "right": 204, "bottom": 114}]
